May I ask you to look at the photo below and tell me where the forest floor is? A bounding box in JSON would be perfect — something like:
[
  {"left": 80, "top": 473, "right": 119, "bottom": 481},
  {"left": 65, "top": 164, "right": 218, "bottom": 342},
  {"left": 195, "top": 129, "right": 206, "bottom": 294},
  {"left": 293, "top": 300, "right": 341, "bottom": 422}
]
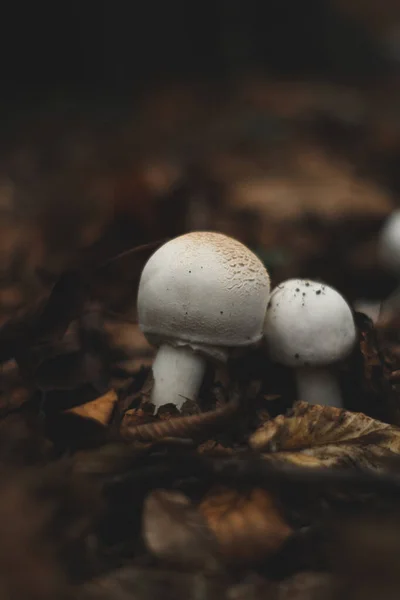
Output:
[{"left": 0, "top": 78, "right": 399, "bottom": 599}]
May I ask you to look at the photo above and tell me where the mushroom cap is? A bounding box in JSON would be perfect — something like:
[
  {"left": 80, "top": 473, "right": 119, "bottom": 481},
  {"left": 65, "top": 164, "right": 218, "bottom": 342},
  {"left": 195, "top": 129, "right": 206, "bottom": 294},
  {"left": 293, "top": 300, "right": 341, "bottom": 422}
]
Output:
[
  {"left": 138, "top": 231, "right": 270, "bottom": 348},
  {"left": 264, "top": 279, "right": 356, "bottom": 367},
  {"left": 379, "top": 210, "right": 400, "bottom": 274}
]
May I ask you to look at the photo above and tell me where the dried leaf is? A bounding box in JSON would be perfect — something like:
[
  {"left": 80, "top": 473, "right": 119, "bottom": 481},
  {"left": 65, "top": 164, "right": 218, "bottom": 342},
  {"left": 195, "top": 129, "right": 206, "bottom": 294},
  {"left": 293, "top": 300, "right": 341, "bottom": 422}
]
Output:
[
  {"left": 250, "top": 402, "right": 400, "bottom": 470},
  {"left": 199, "top": 487, "right": 292, "bottom": 564},
  {"left": 121, "top": 398, "right": 239, "bottom": 443},
  {"left": 142, "top": 489, "right": 219, "bottom": 569},
  {"left": 66, "top": 390, "right": 118, "bottom": 426}
]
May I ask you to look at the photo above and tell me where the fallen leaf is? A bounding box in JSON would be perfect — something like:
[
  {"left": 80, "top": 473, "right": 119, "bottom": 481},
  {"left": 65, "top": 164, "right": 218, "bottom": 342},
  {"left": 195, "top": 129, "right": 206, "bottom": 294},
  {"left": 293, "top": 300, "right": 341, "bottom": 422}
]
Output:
[
  {"left": 142, "top": 489, "right": 219, "bottom": 569},
  {"left": 199, "top": 487, "right": 292, "bottom": 564},
  {"left": 66, "top": 390, "right": 118, "bottom": 426},
  {"left": 121, "top": 397, "right": 239, "bottom": 443},
  {"left": 249, "top": 402, "right": 400, "bottom": 470}
]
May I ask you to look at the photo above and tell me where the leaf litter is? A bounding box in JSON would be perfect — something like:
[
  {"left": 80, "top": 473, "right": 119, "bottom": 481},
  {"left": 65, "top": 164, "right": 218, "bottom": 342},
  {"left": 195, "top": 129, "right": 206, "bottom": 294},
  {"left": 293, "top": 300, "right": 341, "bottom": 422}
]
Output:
[{"left": 2, "top": 77, "right": 400, "bottom": 600}]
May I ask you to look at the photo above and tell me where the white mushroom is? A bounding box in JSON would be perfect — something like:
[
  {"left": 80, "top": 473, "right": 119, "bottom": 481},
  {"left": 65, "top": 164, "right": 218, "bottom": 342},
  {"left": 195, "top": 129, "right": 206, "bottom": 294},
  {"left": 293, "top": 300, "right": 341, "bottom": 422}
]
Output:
[
  {"left": 264, "top": 279, "right": 357, "bottom": 408},
  {"left": 137, "top": 231, "right": 270, "bottom": 411}
]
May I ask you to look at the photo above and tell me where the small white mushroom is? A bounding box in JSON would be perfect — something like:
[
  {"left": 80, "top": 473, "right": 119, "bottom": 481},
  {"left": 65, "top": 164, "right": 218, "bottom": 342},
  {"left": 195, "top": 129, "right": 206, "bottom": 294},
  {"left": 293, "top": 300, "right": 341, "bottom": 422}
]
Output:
[
  {"left": 264, "top": 279, "right": 357, "bottom": 408},
  {"left": 137, "top": 231, "right": 270, "bottom": 411}
]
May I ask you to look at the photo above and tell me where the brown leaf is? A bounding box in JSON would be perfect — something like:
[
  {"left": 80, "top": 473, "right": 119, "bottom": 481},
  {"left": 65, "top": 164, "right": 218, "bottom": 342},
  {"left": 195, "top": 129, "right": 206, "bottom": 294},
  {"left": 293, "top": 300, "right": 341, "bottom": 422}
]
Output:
[
  {"left": 66, "top": 390, "right": 118, "bottom": 426},
  {"left": 250, "top": 402, "right": 400, "bottom": 470},
  {"left": 142, "top": 490, "right": 219, "bottom": 569},
  {"left": 121, "top": 397, "right": 240, "bottom": 443},
  {"left": 199, "top": 487, "right": 292, "bottom": 564}
]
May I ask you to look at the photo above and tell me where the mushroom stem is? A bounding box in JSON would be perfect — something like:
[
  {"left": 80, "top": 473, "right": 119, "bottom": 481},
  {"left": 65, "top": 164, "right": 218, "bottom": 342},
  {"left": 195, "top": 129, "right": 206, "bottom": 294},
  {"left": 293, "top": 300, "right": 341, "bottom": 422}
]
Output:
[
  {"left": 151, "top": 344, "right": 207, "bottom": 411},
  {"left": 295, "top": 367, "right": 343, "bottom": 408}
]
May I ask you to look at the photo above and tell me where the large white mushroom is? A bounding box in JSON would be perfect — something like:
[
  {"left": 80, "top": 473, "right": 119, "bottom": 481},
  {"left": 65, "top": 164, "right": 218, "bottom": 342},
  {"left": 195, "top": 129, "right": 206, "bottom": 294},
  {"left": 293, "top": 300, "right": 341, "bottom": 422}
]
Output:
[
  {"left": 137, "top": 231, "right": 270, "bottom": 411},
  {"left": 264, "top": 279, "right": 357, "bottom": 408}
]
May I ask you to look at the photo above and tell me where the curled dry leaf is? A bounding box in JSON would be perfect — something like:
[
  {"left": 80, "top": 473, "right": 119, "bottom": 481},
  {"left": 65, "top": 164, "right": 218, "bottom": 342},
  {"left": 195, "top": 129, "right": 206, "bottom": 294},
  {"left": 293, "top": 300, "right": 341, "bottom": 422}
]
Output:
[
  {"left": 120, "top": 398, "right": 239, "bottom": 443},
  {"left": 199, "top": 487, "right": 292, "bottom": 565},
  {"left": 66, "top": 390, "right": 118, "bottom": 426},
  {"left": 249, "top": 402, "right": 400, "bottom": 470},
  {"left": 142, "top": 490, "right": 219, "bottom": 570}
]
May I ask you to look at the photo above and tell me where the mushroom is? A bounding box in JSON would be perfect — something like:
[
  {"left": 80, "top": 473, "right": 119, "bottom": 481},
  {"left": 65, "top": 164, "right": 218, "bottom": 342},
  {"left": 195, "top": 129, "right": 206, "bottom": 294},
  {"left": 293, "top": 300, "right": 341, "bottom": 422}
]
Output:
[
  {"left": 264, "top": 279, "right": 357, "bottom": 408},
  {"left": 137, "top": 231, "right": 270, "bottom": 411}
]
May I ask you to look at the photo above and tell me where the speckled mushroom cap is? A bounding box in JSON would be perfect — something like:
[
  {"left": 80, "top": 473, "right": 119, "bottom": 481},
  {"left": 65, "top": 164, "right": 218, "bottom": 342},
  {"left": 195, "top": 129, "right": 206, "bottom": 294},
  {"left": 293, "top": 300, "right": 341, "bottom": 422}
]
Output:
[
  {"left": 264, "top": 279, "right": 356, "bottom": 367},
  {"left": 379, "top": 210, "right": 400, "bottom": 273},
  {"left": 137, "top": 232, "right": 270, "bottom": 348}
]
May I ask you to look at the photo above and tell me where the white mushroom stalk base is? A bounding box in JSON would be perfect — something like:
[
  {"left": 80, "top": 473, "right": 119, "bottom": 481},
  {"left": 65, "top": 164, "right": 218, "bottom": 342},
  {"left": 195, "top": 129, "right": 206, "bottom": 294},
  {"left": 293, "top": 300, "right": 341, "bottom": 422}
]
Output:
[
  {"left": 151, "top": 344, "right": 207, "bottom": 411},
  {"left": 295, "top": 367, "right": 343, "bottom": 408}
]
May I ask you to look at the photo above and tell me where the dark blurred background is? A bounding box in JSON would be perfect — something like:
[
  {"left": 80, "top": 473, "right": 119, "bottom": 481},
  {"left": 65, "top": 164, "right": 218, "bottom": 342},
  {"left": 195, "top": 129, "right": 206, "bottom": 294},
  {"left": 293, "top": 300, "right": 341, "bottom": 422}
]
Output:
[
  {"left": 0, "top": 0, "right": 398, "bottom": 339},
  {"left": 0, "top": 1, "right": 397, "bottom": 102}
]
